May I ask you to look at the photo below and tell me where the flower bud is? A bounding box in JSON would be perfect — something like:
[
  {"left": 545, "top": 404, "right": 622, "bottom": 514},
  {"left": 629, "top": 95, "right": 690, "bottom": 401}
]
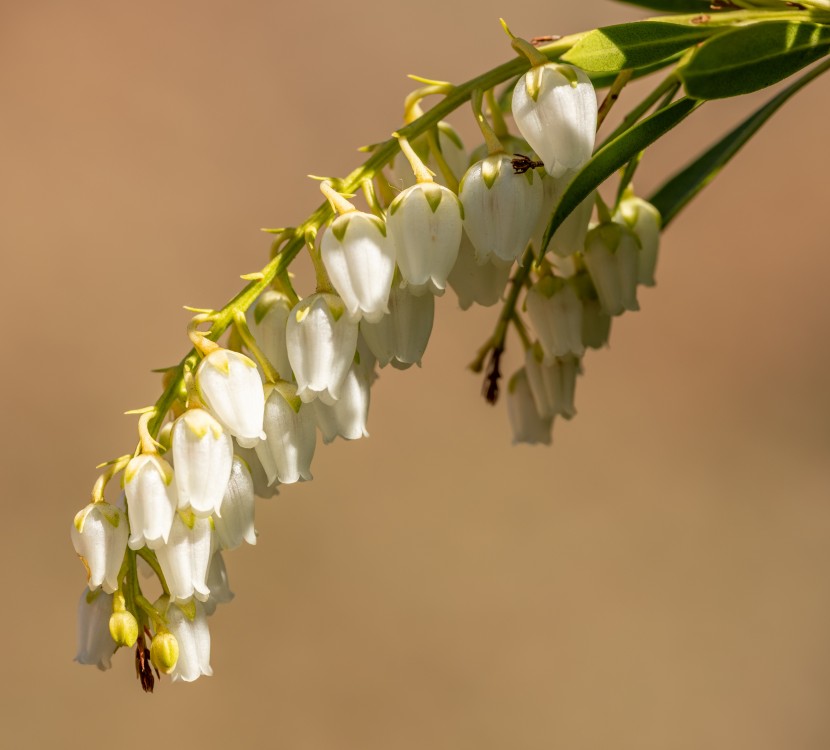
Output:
[
  {"left": 447, "top": 232, "right": 511, "bottom": 310},
  {"left": 321, "top": 213, "right": 395, "bottom": 323},
  {"left": 167, "top": 601, "right": 212, "bottom": 682},
  {"left": 525, "top": 276, "right": 585, "bottom": 362},
  {"left": 154, "top": 511, "right": 212, "bottom": 603},
  {"left": 172, "top": 408, "right": 233, "bottom": 518},
  {"left": 250, "top": 290, "right": 294, "bottom": 380},
  {"left": 256, "top": 382, "right": 317, "bottom": 484},
  {"left": 286, "top": 293, "right": 358, "bottom": 404},
  {"left": 109, "top": 610, "right": 139, "bottom": 648},
  {"left": 360, "top": 284, "right": 434, "bottom": 369},
  {"left": 150, "top": 630, "right": 179, "bottom": 675},
  {"left": 196, "top": 348, "right": 265, "bottom": 445},
  {"left": 388, "top": 181, "right": 462, "bottom": 296},
  {"left": 617, "top": 195, "right": 661, "bottom": 287},
  {"left": 460, "top": 155, "right": 544, "bottom": 265},
  {"left": 512, "top": 62, "right": 597, "bottom": 179},
  {"left": 506, "top": 368, "right": 553, "bottom": 446},
  {"left": 75, "top": 589, "right": 116, "bottom": 670},
  {"left": 71, "top": 502, "right": 128, "bottom": 594},
  {"left": 124, "top": 453, "right": 177, "bottom": 550},
  {"left": 213, "top": 455, "right": 256, "bottom": 550},
  {"left": 313, "top": 362, "right": 371, "bottom": 443}
]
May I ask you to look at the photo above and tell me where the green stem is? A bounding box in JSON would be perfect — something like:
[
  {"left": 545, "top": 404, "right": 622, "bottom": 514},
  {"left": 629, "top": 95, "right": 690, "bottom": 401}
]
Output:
[
  {"left": 233, "top": 309, "right": 280, "bottom": 383},
  {"left": 596, "top": 69, "right": 633, "bottom": 132}
]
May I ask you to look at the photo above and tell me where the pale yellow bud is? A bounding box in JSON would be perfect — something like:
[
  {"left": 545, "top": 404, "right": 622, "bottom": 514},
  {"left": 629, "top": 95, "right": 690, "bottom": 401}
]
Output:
[{"left": 150, "top": 630, "right": 179, "bottom": 674}]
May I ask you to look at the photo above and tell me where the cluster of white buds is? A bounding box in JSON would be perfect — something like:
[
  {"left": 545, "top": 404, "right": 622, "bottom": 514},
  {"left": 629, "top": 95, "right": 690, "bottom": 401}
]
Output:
[{"left": 73, "top": 30, "right": 666, "bottom": 689}]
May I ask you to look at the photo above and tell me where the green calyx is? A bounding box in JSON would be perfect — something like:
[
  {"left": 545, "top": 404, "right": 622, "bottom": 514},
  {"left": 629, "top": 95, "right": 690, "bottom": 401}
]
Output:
[{"left": 481, "top": 156, "right": 505, "bottom": 190}]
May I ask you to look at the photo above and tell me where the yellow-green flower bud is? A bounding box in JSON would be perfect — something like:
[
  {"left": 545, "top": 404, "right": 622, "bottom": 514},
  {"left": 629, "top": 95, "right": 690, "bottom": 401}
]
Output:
[
  {"left": 108, "top": 610, "right": 139, "bottom": 648},
  {"left": 150, "top": 630, "right": 179, "bottom": 674}
]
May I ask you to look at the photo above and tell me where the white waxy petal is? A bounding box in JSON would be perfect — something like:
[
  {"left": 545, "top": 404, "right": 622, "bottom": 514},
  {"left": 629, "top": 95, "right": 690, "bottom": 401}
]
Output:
[
  {"left": 167, "top": 601, "right": 212, "bottom": 682},
  {"left": 512, "top": 63, "right": 597, "bottom": 179},
  {"left": 197, "top": 349, "right": 265, "bottom": 444},
  {"left": 172, "top": 409, "right": 233, "bottom": 518},
  {"left": 313, "top": 363, "right": 371, "bottom": 443},
  {"left": 286, "top": 293, "right": 358, "bottom": 404},
  {"left": 203, "top": 550, "right": 234, "bottom": 616},
  {"left": 447, "top": 233, "right": 511, "bottom": 310},
  {"left": 321, "top": 213, "right": 395, "bottom": 323},
  {"left": 506, "top": 368, "right": 553, "bottom": 446},
  {"left": 616, "top": 229, "right": 641, "bottom": 312},
  {"left": 388, "top": 182, "right": 462, "bottom": 296},
  {"left": 71, "top": 502, "right": 128, "bottom": 594},
  {"left": 75, "top": 589, "right": 116, "bottom": 670},
  {"left": 460, "top": 155, "right": 544, "bottom": 264},
  {"left": 617, "top": 195, "right": 661, "bottom": 287},
  {"left": 584, "top": 224, "right": 625, "bottom": 316},
  {"left": 214, "top": 456, "right": 256, "bottom": 550},
  {"left": 360, "top": 284, "right": 434, "bottom": 369},
  {"left": 234, "top": 443, "right": 279, "bottom": 499},
  {"left": 250, "top": 290, "right": 294, "bottom": 380},
  {"left": 581, "top": 298, "right": 612, "bottom": 349},
  {"left": 258, "top": 383, "right": 316, "bottom": 484},
  {"left": 534, "top": 173, "right": 594, "bottom": 257},
  {"left": 526, "top": 278, "right": 585, "bottom": 362},
  {"left": 124, "top": 454, "right": 177, "bottom": 550},
  {"left": 155, "top": 512, "right": 213, "bottom": 603}
]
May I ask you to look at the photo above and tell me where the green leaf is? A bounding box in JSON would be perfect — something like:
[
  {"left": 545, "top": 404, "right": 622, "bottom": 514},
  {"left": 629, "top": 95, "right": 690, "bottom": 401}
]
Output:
[
  {"left": 680, "top": 20, "right": 830, "bottom": 99},
  {"left": 612, "top": 0, "right": 712, "bottom": 11},
  {"left": 541, "top": 97, "right": 702, "bottom": 252},
  {"left": 650, "top": 58, "right": 830, "bottom": 227},
  {"left": 562, "top": 21, "right": 718, "bottom": 72}
]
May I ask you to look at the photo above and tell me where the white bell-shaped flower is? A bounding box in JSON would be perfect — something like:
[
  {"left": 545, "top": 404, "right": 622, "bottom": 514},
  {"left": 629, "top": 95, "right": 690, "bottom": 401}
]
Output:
[
  {"left": 213, "top": 456, "right": 256, "bottom": 550},
  {"left": 203, "top": 550, "right": 234, "bottom": 616},
  {"left": 584, "top": 223, "right": 641, "bottom": 316},
  {"left": 234, "top": 443, "right": 279, "bottom": 499},
  {"left": 460, "top": 154, "right": 544, "bottom": 264},
  {"left": 250, "top": 290, "right": 294, "bottom": 380},
  {"left": 360, "top": 284, "right": 434, "bottom": 369},
  {"left": 526, "top": 276, "right": 585, "bottom": 361},
  {"left": 166, "top": 600, "right": 212, "bottom": 682},
  {"left": 172, "top": 408, "right": 233, "bottom": 518},
  {"left": 286, "top": 293, "right": 358, "bottom": 404},
  {"left": 155, "top": 511, "right": 212, "bottom": 603},
  {"left": 524, "top": 347, "right": 580, "bottom": 420},
  {"left": 313, "top": 362, "right": 371, "bottom": 443},
  {"left": 534, "top": 173, "right": 594, "bottom": 257},
  {"left": 321, "top": 211, "right": 395, "bottom": 323},
  {"left": 124, "top": 453, "right": 177, "bottom": 550},
  {"left": 196, "top": 348, "right": 265, "bottom": 445},
  {"left": 506, "top": 368, "right": 553, "bottom": 446},
  {"left": 447, "top": 232, "right": 511, "bottom": 310},
  {"left": 75, "top": 589, "right": 116, "bottom": 670},
  {"left": 72, "top": 502, "right": 128, "bottom": 594},
  {"left": 581, "top": 297, "right": 612, "bottom": 350},
  {"left": 388, "top": 181, "right": 462, "bottom": 296},
  {"left": 512, "top": 62, "right": 597, "bottom": 179},
  {"left": 617, "top": 195, "right": 661, "bottom": 287},
  {"left": 256, "top": 382, "right": 316, "bottom": 484}
]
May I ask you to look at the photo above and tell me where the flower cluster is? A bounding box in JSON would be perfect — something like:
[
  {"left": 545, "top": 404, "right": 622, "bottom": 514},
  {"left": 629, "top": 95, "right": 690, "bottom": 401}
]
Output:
[{"left": 72, "top": 42, "right": 665, "bottom": 689}]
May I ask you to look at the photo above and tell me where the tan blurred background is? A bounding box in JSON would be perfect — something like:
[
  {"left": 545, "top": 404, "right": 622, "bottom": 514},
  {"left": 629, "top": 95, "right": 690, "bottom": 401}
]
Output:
[{"left": 2, "top": 1, "right": 830, "bottom": 747}]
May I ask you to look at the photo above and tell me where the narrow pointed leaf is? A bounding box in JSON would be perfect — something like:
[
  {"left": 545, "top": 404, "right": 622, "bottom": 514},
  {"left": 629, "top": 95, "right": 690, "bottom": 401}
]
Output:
[
  {"left": 680, "top": 21, "right": 830, "bottom": 99},
  {"left": 650, "top": 59, "right": 830, "bottom": 227},
  {"left": 562, "top": 21, "right": 719, "bottom": 72},
  {"left": 541, "top": 96, "right": 701, "bottom": 252},
  {"left": 612, "top": 0, "right": 712, "bottom": 11}
]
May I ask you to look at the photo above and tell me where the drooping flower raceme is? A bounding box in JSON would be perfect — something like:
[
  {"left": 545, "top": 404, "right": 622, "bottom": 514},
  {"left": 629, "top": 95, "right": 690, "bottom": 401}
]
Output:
[
  {"left": 512, "top": 62, "right": 597, "bottom": 179},
  {"left": 72, "top": 502, "right": 128, "bottom": 594},
  {"left": 286, "top": 292, "right": 358, "bottom": 404}
]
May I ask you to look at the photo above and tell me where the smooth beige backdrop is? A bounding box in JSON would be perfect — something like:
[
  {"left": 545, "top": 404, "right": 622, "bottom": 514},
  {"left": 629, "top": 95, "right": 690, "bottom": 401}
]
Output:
[{"left": 2, "top": 1, "right": 829, "bottom": 748}]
